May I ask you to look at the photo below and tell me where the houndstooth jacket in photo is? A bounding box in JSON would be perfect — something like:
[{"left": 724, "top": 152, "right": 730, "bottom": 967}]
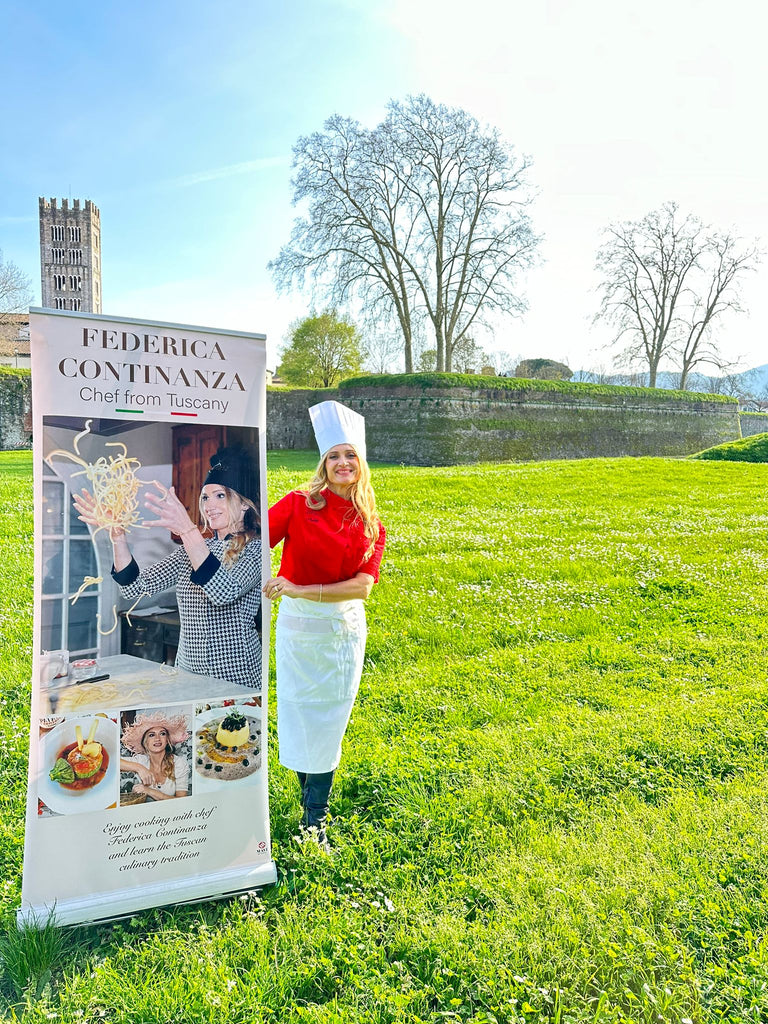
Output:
[{"left": 112, "top": 537, "right": 262, "bottom": 689}]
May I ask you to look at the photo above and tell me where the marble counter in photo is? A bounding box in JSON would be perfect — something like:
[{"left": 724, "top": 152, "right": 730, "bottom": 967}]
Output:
[{"left": 43, "top": 654, "right": 260, "bottom": 715}]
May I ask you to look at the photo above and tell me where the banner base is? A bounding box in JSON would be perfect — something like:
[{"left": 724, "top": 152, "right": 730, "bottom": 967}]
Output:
[{"left": 17, "top": 860, "right": 277, "bottom": 928}]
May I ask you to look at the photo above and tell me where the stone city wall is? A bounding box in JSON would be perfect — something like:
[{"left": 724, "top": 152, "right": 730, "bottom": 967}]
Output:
[
  {"left": 0, "top": 371, "right": 741, "bottom": 463},
  {"left": 0, "top": 370, "right": 32, "bottom": 450},
  {"left": 739, "top": 413, "right": 768, "bottom": 439},
  {"left": 267, "top": 381, "right": 740, "bottom": 465}
]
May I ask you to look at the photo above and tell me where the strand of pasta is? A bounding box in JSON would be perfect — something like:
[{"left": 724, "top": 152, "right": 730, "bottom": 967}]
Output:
[
  {"left": 70, "top": 576, "right": 103, "bottom": 604},
  {"left": 58, "top": 680, "right": 175, "bottom": 710},
  {"left": 96, "top": 592, "right": 148, "bottom": 636}
]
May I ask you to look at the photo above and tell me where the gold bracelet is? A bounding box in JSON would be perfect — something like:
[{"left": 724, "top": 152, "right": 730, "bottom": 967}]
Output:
[
  {"left": 180, "top": 525, "right": 199, "bottom": 538},
  {"left": 319, "top": 584, "right": 323, "bottom": 603}
]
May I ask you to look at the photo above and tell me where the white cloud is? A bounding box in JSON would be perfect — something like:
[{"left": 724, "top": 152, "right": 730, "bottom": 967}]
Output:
[{"left": 162, "top": 157, "right": 289, "bottom": 189}]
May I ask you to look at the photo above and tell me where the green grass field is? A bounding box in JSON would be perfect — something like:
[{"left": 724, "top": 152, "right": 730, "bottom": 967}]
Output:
[{"left": 2, "top": 448, "right": 768, "bottom": 1022}]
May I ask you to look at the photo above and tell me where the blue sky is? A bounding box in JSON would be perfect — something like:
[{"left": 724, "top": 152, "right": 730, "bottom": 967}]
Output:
[{"left": 2, "top": 0, "right": 766, "bottom": 375}]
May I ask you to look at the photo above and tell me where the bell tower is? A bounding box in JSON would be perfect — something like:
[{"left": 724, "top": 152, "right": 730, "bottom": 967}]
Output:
[{"left": 39, "top": 197, "right": 102, "bottom": 313}]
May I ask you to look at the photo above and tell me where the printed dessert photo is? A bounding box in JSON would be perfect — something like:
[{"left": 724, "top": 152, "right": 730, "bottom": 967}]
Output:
[
  {"left": 119, "top": 707, "right": 193, "bottom": 805},
  {"left": 193, "top": 697, "right": 262, "bottom": 790},
  {"left": 37, "top": 713, "right": 119, "bottom": 817}
]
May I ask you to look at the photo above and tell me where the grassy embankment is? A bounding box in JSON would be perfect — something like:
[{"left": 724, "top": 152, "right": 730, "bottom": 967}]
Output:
[
  {"left": 2, "top": 448, "right": 768, "bottom": 1022},
  {"left": 692, "top": 432, "right": 768, "bottom": 463}
]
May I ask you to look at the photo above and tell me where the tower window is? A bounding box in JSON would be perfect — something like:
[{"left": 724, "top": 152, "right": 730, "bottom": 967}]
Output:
[
  {"left": 68, "top": 226, "right": 81, "bottom": 242},
  {"left": 51, "top": 247, "right": 64, "bottom": 263},
  {"left": 55, "top": 298, "right": 66, "bottom": 309},
  {"left": 70, "top": 298, "right": 82, "bottom": 311},
  {"left": 51, "top": 225, "right": 64, "bottom": 241},
  {"left": 68, "top": 275, "right": 82, "bottom": 290},
  {"left": 54, "top": 274, "right": 66, "bottom": 290},
  {"left": 68, "top": 248, "right": 82, "bottom": 264}
]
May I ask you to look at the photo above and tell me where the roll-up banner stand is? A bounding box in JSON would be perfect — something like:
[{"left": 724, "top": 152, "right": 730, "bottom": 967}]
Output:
[{"left": 19, "top": 309, "right": 276, "bottom": 927}]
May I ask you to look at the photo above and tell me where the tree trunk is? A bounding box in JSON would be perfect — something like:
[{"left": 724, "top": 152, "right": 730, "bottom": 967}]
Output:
[
  {"left": 404, "top": 324, "right": 413, "bottom": 374},
  {"left": 435, "top": 324, "right": 445, "bottom": 372}
]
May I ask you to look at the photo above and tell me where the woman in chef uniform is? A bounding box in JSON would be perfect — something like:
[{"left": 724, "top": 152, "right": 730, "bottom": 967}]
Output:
[{"left": 264, "top": 401, "right": 386, "bottom": 848}]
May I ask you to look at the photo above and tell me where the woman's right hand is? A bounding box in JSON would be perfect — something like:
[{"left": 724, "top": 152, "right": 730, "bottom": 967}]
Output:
[
  {"left": 263, "top": 576, "right": 301, "bottom": 600},
  {"left": 132, "top": 783, "right": 159, "bottom": 800},
  {"left": 142, "top": 482, "right": 196, "bottom": 536}
]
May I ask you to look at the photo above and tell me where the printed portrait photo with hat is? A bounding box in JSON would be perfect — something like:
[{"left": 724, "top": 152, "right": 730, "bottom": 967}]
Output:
[{"left": 119, "top": 706, "right": 193, "bottom": 805}]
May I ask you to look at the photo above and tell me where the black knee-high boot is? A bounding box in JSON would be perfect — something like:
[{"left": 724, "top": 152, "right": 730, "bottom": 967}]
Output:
[{"left": 301, "top": 771, "right": 334, "bottom": 830}]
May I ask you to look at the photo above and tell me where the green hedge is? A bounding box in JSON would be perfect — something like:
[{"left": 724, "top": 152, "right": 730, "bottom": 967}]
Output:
[
  {"left": 339, "top": 373, "right": 737, "bottom": 404},
  {"left": 691, "top": 432, "right": 768, "bottom": 463},
  {"left": 0, "top": 366, "right": 30, "bottom": 379}
]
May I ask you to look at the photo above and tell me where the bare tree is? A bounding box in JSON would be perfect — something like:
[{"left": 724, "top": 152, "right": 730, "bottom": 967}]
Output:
[
  {"left": 677, "top": 233, "right": 761, "bottom": 388},
  {"left": 364, "top": 331, "right": 403, "bottom": 374},
  {"left": 483, "top": 347, "right": 520, "bottom": 376},
  {"left": 270, "top": 94, "right": 540, "bottom": 372},
  {"left": 747, "top": 378, "right": 768, "bottom": 412},
  {"left": 579, "top": 363, "right": 616, "bottom": 385},
  {"left": 594, "top": 203, "right": 761, "bottom": 388},
  {"left": 0, "top": 250, "right": 32, "bottom": 324},
  {"left": 703, "top": 366, "right": 758, "bottom": 403}
]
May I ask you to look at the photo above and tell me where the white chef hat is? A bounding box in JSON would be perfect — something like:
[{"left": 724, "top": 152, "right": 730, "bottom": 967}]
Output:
[{"left": 309, "top": 400, "right": 367, "bottom": 462}]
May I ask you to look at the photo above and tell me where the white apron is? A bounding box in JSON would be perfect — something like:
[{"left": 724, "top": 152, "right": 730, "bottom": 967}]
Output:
[{"left": 276, "top": 596, "right": 368, "bottom": 773}]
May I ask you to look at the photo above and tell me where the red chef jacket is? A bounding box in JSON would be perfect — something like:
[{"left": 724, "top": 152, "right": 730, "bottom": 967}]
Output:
[{"left": 268, "top": 488, "right": 385, "bottom": 585}]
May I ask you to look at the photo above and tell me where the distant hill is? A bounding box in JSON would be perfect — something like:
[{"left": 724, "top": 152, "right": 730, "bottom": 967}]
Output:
[{"left": 575, "top": 365, "right": 768, "bottom": 398}]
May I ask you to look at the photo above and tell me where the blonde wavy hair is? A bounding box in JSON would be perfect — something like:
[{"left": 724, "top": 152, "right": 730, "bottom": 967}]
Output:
[
  {"left": 305, "top": 446, "right": 380, "bottom": 560},
  {"left": 198, "top": 487, "right": 260, "bottom": 567},
  {"left": 141, "top": 730, "right": 176, "bottom": 783}
]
